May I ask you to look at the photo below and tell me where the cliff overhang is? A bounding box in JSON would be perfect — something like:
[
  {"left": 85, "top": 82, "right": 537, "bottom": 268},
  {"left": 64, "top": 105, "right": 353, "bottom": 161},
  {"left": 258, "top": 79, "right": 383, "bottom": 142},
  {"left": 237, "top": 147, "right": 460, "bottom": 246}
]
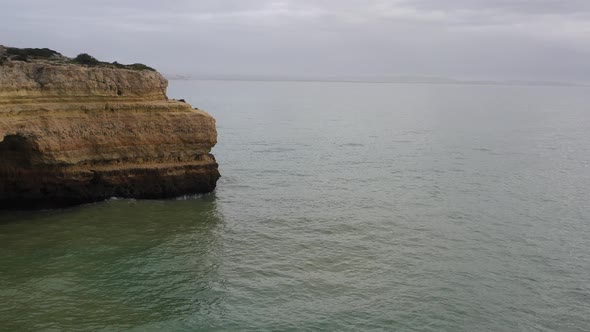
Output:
[{"left": 0, "top": 46, "right": 220, "bottom": 209}]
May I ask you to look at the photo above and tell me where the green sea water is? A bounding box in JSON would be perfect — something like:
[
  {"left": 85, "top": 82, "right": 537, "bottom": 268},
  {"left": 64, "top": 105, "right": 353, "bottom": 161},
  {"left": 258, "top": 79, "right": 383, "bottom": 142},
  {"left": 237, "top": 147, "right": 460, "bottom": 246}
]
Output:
[{"left": 1, "top": 81, "right": 589, "bottom": 331}]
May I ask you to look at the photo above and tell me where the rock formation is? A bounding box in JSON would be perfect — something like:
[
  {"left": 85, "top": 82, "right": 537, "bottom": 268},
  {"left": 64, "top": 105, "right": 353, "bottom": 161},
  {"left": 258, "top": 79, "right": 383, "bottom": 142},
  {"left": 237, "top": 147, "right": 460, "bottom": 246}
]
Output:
[{"left": 0, "top": 46, "right": 220, "bottom": 209}]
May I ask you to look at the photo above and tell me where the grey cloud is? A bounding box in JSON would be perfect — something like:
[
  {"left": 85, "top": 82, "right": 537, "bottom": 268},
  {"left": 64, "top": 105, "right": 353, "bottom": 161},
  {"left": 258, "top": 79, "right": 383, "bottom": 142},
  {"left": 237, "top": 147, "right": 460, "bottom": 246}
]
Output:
[
  {"left": 402, "top": 0, "right": 590, "bottom": 15},
  {"left": 1, "top": 0, "right": 590, "bottom": 82}
]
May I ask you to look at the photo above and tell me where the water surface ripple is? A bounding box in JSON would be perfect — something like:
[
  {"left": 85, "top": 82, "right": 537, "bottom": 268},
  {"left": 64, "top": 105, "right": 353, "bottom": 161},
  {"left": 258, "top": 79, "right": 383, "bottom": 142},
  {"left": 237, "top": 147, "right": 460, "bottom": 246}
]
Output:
[{"left": 1, "top": 81, "right": 589, "bottom": 331}]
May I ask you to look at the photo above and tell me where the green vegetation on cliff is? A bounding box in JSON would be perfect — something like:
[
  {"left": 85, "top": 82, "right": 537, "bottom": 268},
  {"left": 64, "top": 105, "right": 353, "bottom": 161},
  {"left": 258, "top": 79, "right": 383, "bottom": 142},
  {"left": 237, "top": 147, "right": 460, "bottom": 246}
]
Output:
[
  {"left": 0, "top": 46, "right": 155, "bottom": 71},
  {"left": 72, "top": 53, "right": 101, "bottom": 66},
  {"left": 0, "top": 47, "right": 60, "bottom": 64},
  {"left": 6, "top": 47, "right": 59, "bottom": 59}
]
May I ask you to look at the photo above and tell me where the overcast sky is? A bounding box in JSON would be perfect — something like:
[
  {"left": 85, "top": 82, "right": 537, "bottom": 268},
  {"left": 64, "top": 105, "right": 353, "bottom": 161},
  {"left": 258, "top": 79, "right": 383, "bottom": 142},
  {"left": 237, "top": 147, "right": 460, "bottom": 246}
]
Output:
[{"left": 2, "top": 0, "right": 590, "bottom": 82}]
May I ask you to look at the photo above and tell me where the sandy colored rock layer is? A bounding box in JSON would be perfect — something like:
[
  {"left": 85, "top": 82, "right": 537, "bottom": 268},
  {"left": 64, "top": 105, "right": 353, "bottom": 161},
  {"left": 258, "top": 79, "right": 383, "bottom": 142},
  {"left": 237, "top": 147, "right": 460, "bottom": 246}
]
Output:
[{"left": 0, "top": 58, "right": 220, "bottom": 209}]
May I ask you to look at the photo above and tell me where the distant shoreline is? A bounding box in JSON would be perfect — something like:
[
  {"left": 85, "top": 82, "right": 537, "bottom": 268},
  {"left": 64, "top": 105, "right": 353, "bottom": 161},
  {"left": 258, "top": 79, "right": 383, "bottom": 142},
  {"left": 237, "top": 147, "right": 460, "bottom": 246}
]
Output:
[{"left": 165, "top": 75, "right": 588, "bottom": 88}]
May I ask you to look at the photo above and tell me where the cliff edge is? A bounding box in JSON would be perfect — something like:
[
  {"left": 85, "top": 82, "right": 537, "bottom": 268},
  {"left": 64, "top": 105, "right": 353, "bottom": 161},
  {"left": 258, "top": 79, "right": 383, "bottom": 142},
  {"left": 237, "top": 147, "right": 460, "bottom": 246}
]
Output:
[{"left": 0, "top": 46, "right": 220, "bottom": 209}]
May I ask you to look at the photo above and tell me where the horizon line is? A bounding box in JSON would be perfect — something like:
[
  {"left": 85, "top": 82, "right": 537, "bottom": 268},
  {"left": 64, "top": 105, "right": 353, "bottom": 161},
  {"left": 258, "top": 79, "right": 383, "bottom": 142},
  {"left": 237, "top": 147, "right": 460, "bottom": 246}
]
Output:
[{"left": 164, "top": 74, "right": 589, "bottom": 88}]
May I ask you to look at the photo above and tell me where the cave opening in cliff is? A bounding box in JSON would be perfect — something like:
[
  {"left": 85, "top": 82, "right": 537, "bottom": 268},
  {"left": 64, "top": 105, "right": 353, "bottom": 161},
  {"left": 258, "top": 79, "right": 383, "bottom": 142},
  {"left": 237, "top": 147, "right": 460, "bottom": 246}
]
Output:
[{"left": 0, "top": 134, "right": 37, "bottom": 166}]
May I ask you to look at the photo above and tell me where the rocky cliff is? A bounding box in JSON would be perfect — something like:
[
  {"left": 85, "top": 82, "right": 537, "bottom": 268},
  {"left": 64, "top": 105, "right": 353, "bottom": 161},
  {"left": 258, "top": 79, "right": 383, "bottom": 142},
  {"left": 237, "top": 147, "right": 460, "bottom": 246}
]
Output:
[{"left": 0, "top": 47, "right": 220, "bottom": 209}]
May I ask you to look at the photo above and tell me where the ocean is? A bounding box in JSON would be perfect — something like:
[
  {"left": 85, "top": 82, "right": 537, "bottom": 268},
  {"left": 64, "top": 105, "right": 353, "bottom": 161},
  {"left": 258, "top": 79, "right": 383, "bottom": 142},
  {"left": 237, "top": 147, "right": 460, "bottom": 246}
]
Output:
[{"left": 1, "top": 80, "right": 589, "bottom": 331}]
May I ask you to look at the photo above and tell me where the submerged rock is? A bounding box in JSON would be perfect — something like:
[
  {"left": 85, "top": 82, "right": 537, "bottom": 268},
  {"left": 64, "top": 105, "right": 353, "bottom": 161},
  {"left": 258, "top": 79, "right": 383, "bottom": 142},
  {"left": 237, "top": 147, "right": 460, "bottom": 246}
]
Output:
[{"left": 0, "top": 47, "right": 220, "bottom": 209}]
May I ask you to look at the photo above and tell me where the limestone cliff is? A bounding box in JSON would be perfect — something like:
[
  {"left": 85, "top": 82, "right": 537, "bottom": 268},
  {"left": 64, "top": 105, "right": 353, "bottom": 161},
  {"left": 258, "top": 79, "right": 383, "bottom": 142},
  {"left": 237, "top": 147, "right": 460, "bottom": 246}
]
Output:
[{"left": 0, "top": 47, "right": 220, "bottom": 209}]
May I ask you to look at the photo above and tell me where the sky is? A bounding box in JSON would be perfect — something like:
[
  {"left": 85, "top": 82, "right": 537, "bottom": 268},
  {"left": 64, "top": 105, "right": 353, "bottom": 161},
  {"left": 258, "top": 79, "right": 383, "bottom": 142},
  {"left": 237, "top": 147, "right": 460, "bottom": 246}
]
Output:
[{"left": 2, "top": 0, "right": 590, "bottom": 82}]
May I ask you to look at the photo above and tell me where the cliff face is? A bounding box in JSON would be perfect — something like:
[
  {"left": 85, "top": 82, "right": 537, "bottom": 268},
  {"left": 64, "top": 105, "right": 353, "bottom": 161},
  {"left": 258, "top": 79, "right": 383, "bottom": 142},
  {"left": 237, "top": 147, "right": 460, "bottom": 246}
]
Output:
[{"left": 0, "top": 52, "right": 220, "bottom": 209}]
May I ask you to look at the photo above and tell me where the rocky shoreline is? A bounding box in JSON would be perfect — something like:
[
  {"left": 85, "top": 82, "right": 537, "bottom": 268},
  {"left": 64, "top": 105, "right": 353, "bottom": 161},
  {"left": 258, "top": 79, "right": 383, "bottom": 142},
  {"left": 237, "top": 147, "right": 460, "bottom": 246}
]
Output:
[{"left": 0, "top": 46, "right": 220, "bottom": 209}]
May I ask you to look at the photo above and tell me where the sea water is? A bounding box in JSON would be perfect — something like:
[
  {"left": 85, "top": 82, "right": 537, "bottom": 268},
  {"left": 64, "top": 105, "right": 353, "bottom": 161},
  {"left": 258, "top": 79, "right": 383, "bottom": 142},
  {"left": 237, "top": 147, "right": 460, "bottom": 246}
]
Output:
[{"left": 1, "top": 81, "right": 589, "bottom": 331}]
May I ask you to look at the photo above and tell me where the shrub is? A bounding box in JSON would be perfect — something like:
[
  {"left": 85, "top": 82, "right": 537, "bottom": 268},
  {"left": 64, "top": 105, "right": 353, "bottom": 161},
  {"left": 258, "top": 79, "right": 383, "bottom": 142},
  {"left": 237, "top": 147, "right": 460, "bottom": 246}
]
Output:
[
  {"left": 73, "top": 53, "right": 100, "bottom": 66},
  {"left": 6, "top": 47, "right": 59, "bottom": 59},
  {"left": 112, "top": 61, "right": 125, "bottom": 69},
  {"left": 126, "top": 63, "right": 156, "bottom": 71},
  {"left": 13, "top": 54, "right": 29, "bottom": 62}
]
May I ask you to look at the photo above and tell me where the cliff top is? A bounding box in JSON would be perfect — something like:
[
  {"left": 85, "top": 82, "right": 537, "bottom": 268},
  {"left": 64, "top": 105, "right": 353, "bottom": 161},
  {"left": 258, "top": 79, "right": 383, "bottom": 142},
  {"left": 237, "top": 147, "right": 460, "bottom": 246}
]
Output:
[
  {"left": 0, "top": 45, "right": 169, "bottom": 103},
  {"left": 0, "top": 45, "right": 155, "bottom": 71}
]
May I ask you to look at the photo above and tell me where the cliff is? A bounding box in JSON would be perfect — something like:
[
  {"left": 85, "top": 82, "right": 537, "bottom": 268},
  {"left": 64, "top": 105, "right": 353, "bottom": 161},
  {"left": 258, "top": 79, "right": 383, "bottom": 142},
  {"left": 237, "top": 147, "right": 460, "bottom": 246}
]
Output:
[{"left": 0, "top": 47, "right": 220, "bottom": 209}]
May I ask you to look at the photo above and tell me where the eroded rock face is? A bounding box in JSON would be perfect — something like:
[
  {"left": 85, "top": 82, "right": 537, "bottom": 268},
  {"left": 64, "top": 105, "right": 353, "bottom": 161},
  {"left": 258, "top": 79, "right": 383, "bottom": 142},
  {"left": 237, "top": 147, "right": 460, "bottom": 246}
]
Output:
[{"left": 0, "top": 55, "right": 220, "bottom": 209}]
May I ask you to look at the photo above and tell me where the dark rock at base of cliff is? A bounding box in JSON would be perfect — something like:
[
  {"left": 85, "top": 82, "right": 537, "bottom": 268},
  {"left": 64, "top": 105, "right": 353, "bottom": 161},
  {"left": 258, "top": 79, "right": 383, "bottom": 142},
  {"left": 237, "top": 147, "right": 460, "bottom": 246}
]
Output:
[{"left": 0, "top": 157, "right": 220, "bottom": 210}]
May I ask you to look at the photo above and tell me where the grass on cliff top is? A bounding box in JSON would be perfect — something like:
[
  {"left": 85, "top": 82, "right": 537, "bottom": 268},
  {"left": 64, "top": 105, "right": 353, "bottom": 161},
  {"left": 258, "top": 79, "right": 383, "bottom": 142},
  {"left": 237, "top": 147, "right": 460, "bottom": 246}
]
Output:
[
  {"left": 72, "top": 53, "right": 156, "bottom": 71},
  {"left": 6, "top": 47, "right": 60, "bottom": 59},
  {"left": 0, "top": 47, "right": 61, "bottom": 63},
  {"left": 0, "top": 47, "right": 156, "bottom": 71}
]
